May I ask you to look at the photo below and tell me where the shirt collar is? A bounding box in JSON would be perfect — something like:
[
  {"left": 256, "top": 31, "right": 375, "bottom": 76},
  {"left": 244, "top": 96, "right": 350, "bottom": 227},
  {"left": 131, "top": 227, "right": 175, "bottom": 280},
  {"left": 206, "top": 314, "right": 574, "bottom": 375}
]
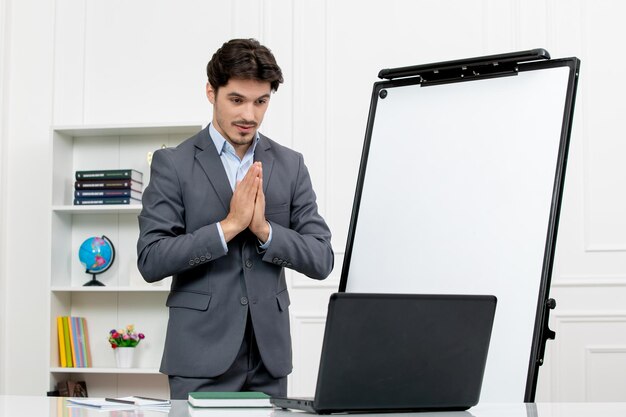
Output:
[{"left": 209, "top": 123, "right": 260, "bottom": 157}]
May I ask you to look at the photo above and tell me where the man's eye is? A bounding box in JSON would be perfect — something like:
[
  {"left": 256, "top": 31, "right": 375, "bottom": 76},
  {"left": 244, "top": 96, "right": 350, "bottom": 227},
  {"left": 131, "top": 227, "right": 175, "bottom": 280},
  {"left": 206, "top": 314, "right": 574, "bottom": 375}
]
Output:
[
  {"left": 257, "top": 99, "right": 267, "bottom": 105},
  {"left": 231, "top": 98, "right": 242, "bottom": 104}
]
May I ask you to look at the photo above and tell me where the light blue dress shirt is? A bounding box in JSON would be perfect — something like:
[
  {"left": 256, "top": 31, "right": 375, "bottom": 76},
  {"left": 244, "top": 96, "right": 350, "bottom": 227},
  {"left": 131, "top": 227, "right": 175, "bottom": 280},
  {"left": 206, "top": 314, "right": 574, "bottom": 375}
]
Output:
[{"left": 210, "top": 123, "right": 272, "bottom": 252}]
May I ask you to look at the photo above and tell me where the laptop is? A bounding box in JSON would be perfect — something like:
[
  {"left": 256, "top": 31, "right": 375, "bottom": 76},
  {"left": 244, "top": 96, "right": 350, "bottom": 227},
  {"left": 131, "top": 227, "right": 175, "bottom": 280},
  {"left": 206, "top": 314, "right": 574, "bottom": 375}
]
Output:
[{"left": 271, "top": 292, "right": 496, "bottom": 414}]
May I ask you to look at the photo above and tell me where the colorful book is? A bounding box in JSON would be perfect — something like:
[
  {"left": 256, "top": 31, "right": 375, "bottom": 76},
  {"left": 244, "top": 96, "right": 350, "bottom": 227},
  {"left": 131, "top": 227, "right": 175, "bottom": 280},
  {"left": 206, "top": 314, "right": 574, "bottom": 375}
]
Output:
[
  {"left": 74, "top": 179, "right": 143, "bottom": 191},
  {"left": 73, "top": 197, "right": 141, "bottom": 205},
  {"left": 74, "top": 317, "right": 86, "bottom": 367},
  {"left": 57, "top": 316, "right": 67, "bottom": 367},
  {"left": 68, "top": 317, "right": 80, "bottom": 367},
  {"left": 79, "top": 317, "right": 92, "bottom": 367},
  {"left": 74, "top": 189, "right": 142, "bottom": 199},
  {"left": 62, "top": 317, "right": 73, "bottom": 367},
  {"left": 75, "top": 169, "right": 143, "bottom": 183},
  {"left": 187, "top": 392, "right": 271, "bottom": 408}
]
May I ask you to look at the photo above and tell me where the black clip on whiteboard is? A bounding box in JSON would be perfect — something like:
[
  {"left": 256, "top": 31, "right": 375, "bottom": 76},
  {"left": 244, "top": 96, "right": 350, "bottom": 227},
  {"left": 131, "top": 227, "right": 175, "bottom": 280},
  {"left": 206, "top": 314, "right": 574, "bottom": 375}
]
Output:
[{"left": 339, "top": 49, "right": 580, "bottom": 402}]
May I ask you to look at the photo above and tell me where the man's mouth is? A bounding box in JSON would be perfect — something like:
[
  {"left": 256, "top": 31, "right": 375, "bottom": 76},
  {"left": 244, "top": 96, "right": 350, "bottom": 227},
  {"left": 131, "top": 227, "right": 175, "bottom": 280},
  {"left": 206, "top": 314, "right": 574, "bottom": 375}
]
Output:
[{"left": 233, "top": 122, "right": 257, "bottom": 134}]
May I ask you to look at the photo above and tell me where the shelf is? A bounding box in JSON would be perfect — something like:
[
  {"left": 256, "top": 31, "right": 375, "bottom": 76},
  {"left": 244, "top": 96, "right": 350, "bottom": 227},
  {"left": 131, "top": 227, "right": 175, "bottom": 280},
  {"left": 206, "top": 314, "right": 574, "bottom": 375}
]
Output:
[
  {"left": 51, "top": 286, "right": 170, "bottom": 293},
  {"left": 52, "top": 205, "right": 142, "bottom": 214},
  {"left": 48, "top": 123, "right": 193, "bottom": 396},
  {"left": 53, "top": 122, "right": 203, "bottom": 138},
  {"left": 50, "top": 367, "right": 161, "bottom": 374}
]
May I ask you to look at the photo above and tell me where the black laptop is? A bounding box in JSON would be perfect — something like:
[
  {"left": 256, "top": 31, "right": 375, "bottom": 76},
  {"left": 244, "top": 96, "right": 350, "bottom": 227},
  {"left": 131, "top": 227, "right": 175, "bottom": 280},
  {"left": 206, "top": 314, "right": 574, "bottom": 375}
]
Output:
[{"left": 271, "top": 292, "right": 496, "bottom": 414}]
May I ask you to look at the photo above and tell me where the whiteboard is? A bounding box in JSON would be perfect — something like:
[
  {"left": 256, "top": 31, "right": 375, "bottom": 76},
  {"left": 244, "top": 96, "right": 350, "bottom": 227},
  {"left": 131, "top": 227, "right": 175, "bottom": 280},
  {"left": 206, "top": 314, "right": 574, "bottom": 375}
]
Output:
[{"left": 340, "top": 58, "right": 579, "bottom": 402}]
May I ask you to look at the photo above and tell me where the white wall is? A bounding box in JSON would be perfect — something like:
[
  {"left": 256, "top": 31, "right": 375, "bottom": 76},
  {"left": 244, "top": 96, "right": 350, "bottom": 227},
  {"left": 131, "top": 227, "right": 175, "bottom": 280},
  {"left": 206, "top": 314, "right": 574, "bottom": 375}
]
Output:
[
  {"left": 0, "top": 0, "right": 10, "bottom": 397},
  {"left": 2, "top": 0, "right": 56, "bottom": 395},
  {"left": 1, "top": 0, "right": 625, "bottom": 401}
]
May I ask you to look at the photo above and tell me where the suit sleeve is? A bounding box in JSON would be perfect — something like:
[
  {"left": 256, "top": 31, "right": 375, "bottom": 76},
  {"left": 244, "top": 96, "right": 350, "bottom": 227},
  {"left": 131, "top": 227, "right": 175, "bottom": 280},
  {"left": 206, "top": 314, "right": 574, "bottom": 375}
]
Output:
[
  {"left": 262, "top": 154, "right": 334, "bottom": 280},
  {"left": 136, "top": 149, "right": 228, "bottom": 282}
]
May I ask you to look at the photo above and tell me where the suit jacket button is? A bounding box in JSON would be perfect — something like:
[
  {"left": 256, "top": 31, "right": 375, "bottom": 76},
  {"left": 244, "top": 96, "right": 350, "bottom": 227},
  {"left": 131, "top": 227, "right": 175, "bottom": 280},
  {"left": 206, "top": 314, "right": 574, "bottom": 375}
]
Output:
[
  {"left": 240, "top": 297, "right": 249, "bottom": 306},
  {"left": 188, "top": 260, "right": 194, "bottom": 265},
  {"left": 273, "top": 257, "right": 279, "bottom": 262},
  {"left": 200, "top": 256, "right": 206, "bottom": 262},
  {"left": 206, "top": 253, "right": 212, "bottom": 260},
  {"left": 245, "top": 259, "right": 253, "bottom": 268}
]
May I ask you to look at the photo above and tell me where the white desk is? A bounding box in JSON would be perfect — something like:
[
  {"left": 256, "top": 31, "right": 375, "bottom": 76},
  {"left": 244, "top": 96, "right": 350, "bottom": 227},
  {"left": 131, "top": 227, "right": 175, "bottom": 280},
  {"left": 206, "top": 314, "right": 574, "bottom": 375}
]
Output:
[{"left": 2, "top": 396, "right": 626, "bottom": 417}]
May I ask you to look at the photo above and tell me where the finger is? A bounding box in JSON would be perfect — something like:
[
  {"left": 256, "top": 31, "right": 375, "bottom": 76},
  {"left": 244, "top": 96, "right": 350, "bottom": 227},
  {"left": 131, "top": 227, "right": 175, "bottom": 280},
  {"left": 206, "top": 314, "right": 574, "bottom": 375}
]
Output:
[
  {"left": 256, "top": 180, "right": 265, "bottom": 213},
  {"left": 256, "top": 178, "right": 263, "bottom": 200},
  {"left": 239, "top": 164, "right": 258, "bottom": 183},
  {"left": 252, "top": 162, "right": 262, "bottom": 179},
  {"left": 239, "top": 171, "right": 254, "bottom": 188},
  {"left": 238, "top": 168, "right": 256, "bottom": 192},
  {"left": 241, "top": 166, "right": 260, "bottom": 186},
  {"left": 252, "top": 179, "right": 264, "bottom": 222}
]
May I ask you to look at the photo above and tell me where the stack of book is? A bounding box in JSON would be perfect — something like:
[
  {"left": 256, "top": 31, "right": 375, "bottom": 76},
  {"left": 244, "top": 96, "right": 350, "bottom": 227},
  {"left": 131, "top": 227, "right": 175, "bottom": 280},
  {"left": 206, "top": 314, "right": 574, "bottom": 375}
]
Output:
[
  {"left": 74, "top": 169, "right": 143, "bottom": 205},
  {"left": 187, "top": 392, "right": 271, "bottom": 417},
  {"left": 56, "top": 316, "right": 92, "bottom": 368}
]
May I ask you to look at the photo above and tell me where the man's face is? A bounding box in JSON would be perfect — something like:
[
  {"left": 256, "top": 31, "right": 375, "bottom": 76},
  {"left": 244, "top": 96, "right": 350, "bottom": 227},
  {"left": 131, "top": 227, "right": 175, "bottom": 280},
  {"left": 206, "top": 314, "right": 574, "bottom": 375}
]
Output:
[{"left": 207, "top": 78, "right": 272, "bottom": 154}]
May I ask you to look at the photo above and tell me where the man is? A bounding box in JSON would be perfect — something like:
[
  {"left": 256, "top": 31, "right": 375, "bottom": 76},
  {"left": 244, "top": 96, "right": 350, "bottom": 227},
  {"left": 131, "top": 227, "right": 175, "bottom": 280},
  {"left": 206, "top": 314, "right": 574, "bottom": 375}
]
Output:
[{"left": 137, "top": 39, "right": 334, "bottom": 399}]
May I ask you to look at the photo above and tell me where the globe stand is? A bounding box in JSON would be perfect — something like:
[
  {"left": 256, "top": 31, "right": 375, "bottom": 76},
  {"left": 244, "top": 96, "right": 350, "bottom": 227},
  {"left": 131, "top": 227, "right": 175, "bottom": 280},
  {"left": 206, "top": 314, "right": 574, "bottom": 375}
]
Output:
[{"left": 83, "top": 273, "right": 106, "bottom": 287}]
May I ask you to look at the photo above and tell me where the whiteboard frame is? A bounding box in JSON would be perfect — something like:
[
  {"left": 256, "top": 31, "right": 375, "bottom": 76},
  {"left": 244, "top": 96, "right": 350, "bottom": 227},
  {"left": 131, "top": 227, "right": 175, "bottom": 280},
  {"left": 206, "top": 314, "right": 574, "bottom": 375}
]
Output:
[{"left": 338, "top": 52, "right": 580, "bottom": 401}]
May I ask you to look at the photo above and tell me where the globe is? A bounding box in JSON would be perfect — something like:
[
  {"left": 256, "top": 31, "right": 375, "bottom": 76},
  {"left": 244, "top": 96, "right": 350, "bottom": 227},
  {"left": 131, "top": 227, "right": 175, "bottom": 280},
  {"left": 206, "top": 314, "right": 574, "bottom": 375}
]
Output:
[{"left": 78, "top": 235, "right": 115, "bottom": 286}]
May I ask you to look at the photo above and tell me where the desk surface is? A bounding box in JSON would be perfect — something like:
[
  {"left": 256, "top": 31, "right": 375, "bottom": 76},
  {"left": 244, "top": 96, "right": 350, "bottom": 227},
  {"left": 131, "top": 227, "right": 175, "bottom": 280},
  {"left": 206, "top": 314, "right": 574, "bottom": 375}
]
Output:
[{"left": 1, "top": 395, "right": 626, "bottom": 417}]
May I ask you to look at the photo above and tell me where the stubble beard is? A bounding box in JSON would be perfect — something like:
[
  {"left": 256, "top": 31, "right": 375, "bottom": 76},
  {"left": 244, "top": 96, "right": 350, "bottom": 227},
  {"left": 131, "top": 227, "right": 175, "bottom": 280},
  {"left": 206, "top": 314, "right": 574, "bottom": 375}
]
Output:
[
  {"left": 215, "top": 116, "right": 257, "bottom": 148},
  {"left": 227, "top": 128, "right": 255, "bottom": 147}
]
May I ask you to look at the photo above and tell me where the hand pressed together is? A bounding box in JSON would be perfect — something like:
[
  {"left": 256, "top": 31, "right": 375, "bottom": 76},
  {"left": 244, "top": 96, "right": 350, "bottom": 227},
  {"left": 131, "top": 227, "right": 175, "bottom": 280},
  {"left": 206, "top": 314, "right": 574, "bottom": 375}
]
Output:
[{"left": 220, "top": 162, "right": 270, "bottom": 243}]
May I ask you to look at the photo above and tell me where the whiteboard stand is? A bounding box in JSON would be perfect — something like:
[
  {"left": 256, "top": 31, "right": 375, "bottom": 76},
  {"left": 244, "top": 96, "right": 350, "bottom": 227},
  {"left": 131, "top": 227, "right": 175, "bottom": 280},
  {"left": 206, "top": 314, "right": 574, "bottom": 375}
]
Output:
[{"left": 338, "top": 49, "right": 580, "bottom": 402}]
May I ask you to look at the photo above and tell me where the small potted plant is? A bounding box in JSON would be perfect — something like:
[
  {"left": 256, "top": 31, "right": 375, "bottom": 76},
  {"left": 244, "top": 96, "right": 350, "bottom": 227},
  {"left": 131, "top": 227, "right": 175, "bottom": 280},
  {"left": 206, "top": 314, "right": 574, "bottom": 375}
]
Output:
[{"left": 108, "top": 324, "right": 145, "bottom": 368}]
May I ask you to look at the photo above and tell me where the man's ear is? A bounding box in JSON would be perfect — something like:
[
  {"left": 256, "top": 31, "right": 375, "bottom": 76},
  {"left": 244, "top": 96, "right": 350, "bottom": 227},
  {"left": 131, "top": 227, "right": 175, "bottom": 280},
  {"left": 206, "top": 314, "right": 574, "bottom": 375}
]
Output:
[{"left": 206, "top": 83, "right": 216, "bottom": 104}]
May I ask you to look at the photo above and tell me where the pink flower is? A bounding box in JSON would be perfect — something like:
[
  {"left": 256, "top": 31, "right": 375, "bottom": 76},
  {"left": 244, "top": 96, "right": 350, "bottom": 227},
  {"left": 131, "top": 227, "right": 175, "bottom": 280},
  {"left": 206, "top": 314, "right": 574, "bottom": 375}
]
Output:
[{"left": 107, "top": 325, "right": 145, "bottom": 348}]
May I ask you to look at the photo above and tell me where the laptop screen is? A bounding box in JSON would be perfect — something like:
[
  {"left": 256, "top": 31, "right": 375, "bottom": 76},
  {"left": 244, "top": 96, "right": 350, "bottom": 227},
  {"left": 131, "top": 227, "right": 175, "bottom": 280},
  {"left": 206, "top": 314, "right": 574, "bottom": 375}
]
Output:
[{"left": 313, "top": 293, "right": 496, "bottom": 413}]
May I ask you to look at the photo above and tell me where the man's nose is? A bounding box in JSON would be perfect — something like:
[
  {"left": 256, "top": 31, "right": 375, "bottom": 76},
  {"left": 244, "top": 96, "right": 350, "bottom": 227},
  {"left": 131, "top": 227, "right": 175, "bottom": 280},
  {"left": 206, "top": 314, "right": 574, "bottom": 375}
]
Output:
[{"left": 241, "top": 103, "right": 255, "bottom": 121}]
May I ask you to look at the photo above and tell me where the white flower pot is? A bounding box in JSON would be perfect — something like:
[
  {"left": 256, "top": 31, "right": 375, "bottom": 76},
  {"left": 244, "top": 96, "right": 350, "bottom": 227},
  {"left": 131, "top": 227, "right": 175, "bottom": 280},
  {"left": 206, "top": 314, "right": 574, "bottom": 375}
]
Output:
[{"left": 115, "top": 347, "right": 135, "bottom": 368}]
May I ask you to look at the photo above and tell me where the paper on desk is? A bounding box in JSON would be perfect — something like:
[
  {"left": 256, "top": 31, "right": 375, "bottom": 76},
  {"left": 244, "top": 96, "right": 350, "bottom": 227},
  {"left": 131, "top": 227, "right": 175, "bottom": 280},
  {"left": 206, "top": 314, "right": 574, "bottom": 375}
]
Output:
[
  {"left": 118, "top": 396, "right": 171, "bottom": 407},
  {"left": 67, "top": 396, "right": 170, "bottom": 411},
  {"left": 66, "top": 398, "right": 134, "bottom": 410}
]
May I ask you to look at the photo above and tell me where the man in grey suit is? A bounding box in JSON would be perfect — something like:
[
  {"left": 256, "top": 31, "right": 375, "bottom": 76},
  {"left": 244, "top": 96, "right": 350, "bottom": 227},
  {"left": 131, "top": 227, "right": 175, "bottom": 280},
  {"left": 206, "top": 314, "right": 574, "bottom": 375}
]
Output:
[{"left": 137, "top": 39, "right": 334, "bottom": 399}]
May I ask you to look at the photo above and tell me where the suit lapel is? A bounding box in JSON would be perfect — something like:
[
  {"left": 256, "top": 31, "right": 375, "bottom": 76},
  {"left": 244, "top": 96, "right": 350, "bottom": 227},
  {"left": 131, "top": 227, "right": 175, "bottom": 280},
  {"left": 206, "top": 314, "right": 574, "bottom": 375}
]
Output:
[
  {"left": 254, "top": 134, "right": 274, "bottom": 194},
  {"left": 194, "top": 127, "right": 233, "bottom": 212}
]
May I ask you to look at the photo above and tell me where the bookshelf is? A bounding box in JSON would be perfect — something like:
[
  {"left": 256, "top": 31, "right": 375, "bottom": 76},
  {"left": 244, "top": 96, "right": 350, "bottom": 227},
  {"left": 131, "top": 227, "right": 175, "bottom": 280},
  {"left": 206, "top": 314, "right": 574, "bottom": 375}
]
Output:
[{"left": 48, "top": 123, "right": 202, "bottom": 397}]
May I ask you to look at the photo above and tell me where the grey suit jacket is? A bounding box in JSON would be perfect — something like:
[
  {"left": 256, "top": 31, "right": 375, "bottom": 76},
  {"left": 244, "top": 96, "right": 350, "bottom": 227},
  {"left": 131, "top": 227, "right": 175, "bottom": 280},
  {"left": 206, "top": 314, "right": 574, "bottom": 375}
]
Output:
[{"left": 136, "top": 126, "right": 334, "bottom": 378}]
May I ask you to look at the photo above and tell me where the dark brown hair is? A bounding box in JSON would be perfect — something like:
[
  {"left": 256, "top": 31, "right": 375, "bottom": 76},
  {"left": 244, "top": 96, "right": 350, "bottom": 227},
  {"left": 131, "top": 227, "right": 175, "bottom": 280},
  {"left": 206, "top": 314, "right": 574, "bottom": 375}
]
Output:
[{"left": 207, "top": 39, "right": 284, "bottom": 92}]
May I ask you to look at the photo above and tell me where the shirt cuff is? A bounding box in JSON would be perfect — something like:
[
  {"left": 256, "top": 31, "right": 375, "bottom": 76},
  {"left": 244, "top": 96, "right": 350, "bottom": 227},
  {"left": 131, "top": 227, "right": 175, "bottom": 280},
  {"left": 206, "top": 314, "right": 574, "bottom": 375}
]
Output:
[
  {"left": 216, "top": 222, "right": 229, "bottom": 253},
  {"left": 258, "top": 222, "right": 273, "bottom": 249}
]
